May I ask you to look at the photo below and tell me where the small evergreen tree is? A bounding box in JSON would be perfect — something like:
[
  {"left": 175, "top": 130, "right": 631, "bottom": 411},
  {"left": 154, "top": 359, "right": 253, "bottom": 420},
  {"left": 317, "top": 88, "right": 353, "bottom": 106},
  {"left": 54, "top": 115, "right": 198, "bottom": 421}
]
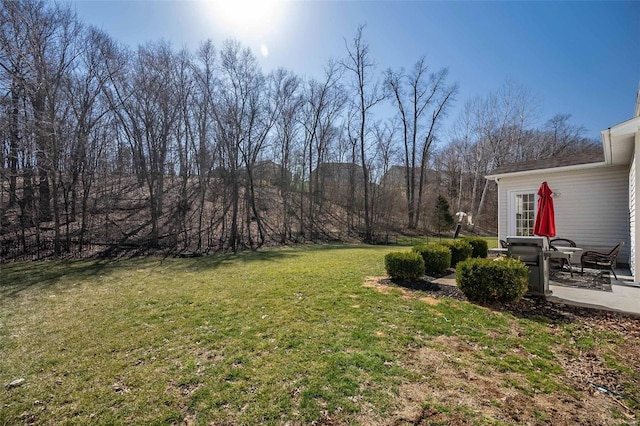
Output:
[{"left": 433, "top": 195, "right": 454, "bottom": 237}]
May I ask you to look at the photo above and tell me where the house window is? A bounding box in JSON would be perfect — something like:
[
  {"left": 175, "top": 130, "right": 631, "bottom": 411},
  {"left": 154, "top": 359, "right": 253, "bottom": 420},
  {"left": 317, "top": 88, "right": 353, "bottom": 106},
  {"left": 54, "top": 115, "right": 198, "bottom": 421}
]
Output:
[{"left": 514, "top": 193, "right": 536, "bottom": 236}]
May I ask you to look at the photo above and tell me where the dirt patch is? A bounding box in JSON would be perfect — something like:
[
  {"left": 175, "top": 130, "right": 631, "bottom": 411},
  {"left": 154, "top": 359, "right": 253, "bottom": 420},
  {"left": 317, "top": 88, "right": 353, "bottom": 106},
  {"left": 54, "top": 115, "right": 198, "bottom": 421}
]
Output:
[
  {"left": 393, "top": 347, "right": 623, "bottom": 426},
  {"left": 419, "top": 296, "right": 440, "bottom": 306},
  {"left": 361, "top": 276, "right": 640, "bottom": 425},
  {"left": 363, "top": 276, "right": 466, "bottom": 301},
  {"left": 363, "top": 277, "right": 397, "bottom": 295}
]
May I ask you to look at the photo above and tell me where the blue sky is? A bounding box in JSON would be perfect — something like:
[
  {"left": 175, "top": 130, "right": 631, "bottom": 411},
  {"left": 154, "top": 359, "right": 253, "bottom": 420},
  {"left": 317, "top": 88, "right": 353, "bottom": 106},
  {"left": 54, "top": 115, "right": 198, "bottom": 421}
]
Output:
[{"left": 70, "top": 1, "right": 640, "bottom": 140}]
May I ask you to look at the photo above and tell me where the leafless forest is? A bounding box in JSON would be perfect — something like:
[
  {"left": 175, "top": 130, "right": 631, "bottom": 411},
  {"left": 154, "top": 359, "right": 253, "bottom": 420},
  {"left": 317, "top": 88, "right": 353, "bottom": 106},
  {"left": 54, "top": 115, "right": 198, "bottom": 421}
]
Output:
[{"left": 0, "top": 1, "right": 599, "bottom": 260}]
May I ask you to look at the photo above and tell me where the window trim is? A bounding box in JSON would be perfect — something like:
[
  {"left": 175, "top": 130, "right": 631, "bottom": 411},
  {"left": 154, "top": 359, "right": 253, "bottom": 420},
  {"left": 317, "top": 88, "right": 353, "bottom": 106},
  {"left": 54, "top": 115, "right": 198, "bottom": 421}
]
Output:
[{"left": 508, "top": 189, "right": 537, "bottom": 236}]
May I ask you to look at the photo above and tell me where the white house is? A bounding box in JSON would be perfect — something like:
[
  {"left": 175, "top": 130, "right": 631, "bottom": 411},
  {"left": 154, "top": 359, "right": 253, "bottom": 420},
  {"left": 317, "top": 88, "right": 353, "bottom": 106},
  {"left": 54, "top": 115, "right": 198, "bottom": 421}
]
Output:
[{"left": 486, "top": 92, "right": 640, "bottom": 283}]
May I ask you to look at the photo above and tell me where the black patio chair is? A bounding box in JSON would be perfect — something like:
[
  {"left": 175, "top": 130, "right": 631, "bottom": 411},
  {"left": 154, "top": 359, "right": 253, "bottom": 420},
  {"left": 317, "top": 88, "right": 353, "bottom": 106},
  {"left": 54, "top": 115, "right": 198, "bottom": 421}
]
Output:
[
  {"left": 549, "top": 238, "right": 576, "bottom": 249},
  {"left": 549, "top": 238, "right": 576, "bottom": 276},
  {"left": 580, "top": 242, "right": 624, "bottom": 280},
  {"left": 549, "top": 238, "right": 577, "bottom": 277}
]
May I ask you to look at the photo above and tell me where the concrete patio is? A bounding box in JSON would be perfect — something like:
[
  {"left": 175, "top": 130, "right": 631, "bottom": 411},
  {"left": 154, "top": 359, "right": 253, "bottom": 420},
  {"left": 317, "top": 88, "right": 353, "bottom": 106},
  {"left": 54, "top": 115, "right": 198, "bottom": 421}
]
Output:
[
  {"left": 547, "top": 268, "right": 639, "bottom": 316},
  {"left": 431, "top": 268, "right": 640, "bottom": 316}
]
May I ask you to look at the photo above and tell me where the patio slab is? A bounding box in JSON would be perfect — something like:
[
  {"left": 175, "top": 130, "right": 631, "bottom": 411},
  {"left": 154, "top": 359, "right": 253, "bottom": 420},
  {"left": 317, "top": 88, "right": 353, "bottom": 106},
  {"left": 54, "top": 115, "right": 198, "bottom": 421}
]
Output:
[
  {"left": 431, "top": 269, "right": 640, "bottom": 316},
  {"left": 548, "top": 269, "right": 639, "bottom": 316},
  {"left": 430, "top": 273, "right": 457, "bottom": 286}
]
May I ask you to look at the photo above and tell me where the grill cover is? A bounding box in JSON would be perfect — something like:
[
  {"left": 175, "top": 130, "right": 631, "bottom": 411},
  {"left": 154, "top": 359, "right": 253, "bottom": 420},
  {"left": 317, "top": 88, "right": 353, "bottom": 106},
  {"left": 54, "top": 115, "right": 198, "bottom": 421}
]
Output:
[{"left": 506, "top": 236, "right": 550, "bottom": 296}]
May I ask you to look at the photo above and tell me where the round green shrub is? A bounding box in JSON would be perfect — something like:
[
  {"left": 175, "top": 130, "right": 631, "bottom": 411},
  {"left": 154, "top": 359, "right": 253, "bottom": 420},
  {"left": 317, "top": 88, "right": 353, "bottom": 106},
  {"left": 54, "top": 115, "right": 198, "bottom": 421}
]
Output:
[
  {"left": 442, "top": 239, "right": 473, "bottom": 267},
  {"left": 463, "top": 237, "right": 489, "bottom": 258},
  {"left": 385, "top": 251, "right": 425, "bottom": 281},
  {"left": 456, "top": 257, "right": 529, "bottom": 302},
  {"left": 412, "top": 244, "right": 451, "bottom": 276}
]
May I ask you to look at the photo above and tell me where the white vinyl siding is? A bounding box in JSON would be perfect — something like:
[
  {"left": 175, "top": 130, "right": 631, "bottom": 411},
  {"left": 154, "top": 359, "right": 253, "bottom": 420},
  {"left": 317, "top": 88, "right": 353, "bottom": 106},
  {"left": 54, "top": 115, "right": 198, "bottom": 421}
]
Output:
[
  {"left": 630, "top": 151, "right": 636, "bottom": 276},
  {"left": 496, "top": 165, "right": 630, "bottom": 265}
]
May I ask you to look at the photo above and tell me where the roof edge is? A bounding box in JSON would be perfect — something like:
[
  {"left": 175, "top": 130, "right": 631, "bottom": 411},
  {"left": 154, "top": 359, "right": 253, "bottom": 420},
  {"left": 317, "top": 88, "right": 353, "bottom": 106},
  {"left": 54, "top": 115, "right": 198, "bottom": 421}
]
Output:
[
  {"left": 485, "top": 161, "right": 608, "bottom": 181},
  {"left": 606, "top": 115, "right": 640, "bottom": 136}
]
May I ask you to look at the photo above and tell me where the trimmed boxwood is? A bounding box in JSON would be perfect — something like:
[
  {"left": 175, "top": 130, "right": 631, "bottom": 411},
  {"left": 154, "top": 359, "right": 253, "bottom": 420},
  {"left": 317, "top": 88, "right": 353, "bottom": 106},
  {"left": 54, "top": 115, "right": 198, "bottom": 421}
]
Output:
[
  {"left": 412, "top": 244, "right": 451, "bottom": 276},
  {"left": 441, "top": 239, "right": 473, "bottom": 267},
  {"left": 456, "top": 257, "right": 529, "bottom": 302},
  {"left": 385, "top": 251, "right": 425, "bottom": 281},
  {"left": 463, "top": 237, "right": 489, "bottom": 258}
]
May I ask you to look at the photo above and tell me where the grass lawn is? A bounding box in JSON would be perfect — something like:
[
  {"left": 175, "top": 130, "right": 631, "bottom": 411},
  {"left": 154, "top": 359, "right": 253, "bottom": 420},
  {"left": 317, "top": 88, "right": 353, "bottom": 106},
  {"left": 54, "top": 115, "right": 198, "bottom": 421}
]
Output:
[{"left": 1, "top": 243, "right": 638, "bottom": 425}]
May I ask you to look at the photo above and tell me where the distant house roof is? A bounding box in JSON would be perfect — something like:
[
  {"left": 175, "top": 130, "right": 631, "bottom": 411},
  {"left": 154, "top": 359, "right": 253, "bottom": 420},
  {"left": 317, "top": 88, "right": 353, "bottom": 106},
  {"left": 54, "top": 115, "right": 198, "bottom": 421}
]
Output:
[
  {"left": 486, "top": 150, "right": 604, "bottom": 177},
  {"left": 382, "top": 166, "right": 441, "bottom": 182},
  {"left": 313, "top": 162, "right": 363, "bottom": 175}
]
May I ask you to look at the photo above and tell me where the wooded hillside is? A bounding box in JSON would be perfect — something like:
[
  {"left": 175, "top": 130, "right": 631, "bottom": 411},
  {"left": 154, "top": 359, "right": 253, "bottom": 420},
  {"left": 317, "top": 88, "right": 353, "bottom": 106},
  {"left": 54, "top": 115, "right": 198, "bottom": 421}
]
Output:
[{"left": 0, "top": 1, "right": 599, "bottom": 260}]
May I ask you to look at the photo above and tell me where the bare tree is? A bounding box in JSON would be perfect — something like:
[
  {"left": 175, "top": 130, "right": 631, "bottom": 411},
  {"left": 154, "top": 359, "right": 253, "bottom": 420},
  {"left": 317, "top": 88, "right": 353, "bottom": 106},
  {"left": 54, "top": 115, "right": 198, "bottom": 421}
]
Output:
[
  {"left": 191, "top": 39, "right": 218, "bottom": 253},
  {"left": 298, "top": 60, "right": 345, "bottom": 240},
  {"left": 446, "top": 80, "right": 540, "bottom": 228},
  {"left": 341, "top": 25, "right": 385, "bottom": 242},
  {"left": 385, "top": 57, "right": 457, "bottom": 229},
  {"left": 370, "top": 120, "right": 398, "bottom": 234},
  {"left": 269, "top": 68, "right": 301, "bottom": 243},
  {"left": 211, "top": 40, "right": 278, "bottom": 251},
  {"left": 59, "top": 27, "right": 122, "bottom": 253},
  {"left": 536, "top": 114, "right": 597, "bottom": 159},
  {"left": 108, "top": 41, "right": 181, "bottom": 247},
  {"left": 170, "top": 47, "right": 197, "bottom": 251},
  {"left": 0, "top": 0, "right": 83, "bottom": 258},
  {"left": 0, "top": 1, "right": 29, "bottom": 206}
]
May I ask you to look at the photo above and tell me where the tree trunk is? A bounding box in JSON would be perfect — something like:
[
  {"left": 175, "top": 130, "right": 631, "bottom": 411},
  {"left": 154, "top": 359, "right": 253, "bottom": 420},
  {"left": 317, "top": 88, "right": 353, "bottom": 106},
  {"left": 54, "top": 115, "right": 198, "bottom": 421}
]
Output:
[
  {"left": 8, "top": 82, "right": 20, "bottom": 206},
  {"left": 475, "top": 178, "right": 491, "bottom": 227}
]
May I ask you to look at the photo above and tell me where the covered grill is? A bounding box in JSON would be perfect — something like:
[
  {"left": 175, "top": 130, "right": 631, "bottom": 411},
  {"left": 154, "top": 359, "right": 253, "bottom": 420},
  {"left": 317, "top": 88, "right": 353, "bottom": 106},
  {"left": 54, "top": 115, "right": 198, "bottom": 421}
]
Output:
[{"left": 507, "top": 236, "right": 551, "bottom": 296}]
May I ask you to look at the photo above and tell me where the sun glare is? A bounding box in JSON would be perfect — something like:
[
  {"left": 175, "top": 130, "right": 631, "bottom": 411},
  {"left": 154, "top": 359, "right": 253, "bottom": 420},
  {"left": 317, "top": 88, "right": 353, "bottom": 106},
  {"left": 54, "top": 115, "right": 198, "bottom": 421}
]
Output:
[
  {"left": 210, "top": 0, "right": 283, "bottom": 34},
  {"left": 206, "top": 0, "right": 284, "bottom": 59},
  {"left": 260, "top": 43, "right": 269, "bottom": 57}
]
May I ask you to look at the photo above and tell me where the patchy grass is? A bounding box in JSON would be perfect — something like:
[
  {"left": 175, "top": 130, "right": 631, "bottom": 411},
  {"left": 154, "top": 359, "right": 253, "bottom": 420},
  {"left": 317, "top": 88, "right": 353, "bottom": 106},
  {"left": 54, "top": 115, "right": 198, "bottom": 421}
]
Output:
[{"left": 1, "top": 244, "right": 638, "bottom": 425}]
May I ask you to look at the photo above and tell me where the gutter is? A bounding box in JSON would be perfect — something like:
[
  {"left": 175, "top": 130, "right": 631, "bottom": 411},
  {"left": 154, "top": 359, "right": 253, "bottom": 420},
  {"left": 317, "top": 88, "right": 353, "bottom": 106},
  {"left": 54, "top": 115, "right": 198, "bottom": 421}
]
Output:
[{"left": 485, "top": 161, "right": 608, "bottom": 181}]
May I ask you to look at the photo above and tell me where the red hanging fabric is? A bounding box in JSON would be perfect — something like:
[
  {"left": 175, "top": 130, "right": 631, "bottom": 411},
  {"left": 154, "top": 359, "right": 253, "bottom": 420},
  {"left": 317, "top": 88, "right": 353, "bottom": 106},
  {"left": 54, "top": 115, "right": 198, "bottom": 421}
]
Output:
[{"left": 533, "top": 181, "right": 556, "bottom": 238}]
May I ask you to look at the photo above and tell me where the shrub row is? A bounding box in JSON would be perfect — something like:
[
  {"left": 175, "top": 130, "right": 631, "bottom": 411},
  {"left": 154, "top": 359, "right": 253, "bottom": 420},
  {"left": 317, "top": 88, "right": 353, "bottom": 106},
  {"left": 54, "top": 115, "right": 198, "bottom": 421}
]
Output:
[
  {"left": 385, "top": 237, "right": 527, "bottom": 302},
  {"left": 412, "top": 237, "right": 488, "bottom": 272},
  {"left": 392, "top": 238, "right": 490, "bottom": 279}
]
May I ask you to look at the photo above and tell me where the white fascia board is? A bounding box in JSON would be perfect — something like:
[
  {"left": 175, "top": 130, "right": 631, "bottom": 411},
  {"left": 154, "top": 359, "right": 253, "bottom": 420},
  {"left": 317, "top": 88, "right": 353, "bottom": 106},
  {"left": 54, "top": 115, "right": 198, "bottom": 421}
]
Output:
[
  {"left": 608, "top": 116, "right": 640, "bottom": 137},
  {"left": 602, "top": 116, "right": 640, "bottom": 165},
  {"left": 485, "top": 161, "right": 608, "bottom": 181}
]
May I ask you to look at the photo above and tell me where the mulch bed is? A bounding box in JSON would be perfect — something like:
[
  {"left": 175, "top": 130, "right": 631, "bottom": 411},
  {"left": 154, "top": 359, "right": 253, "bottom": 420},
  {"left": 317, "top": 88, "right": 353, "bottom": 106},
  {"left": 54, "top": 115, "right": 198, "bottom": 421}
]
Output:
[{"left": 388, "top": 276, "right": 638, "bottom": 323}]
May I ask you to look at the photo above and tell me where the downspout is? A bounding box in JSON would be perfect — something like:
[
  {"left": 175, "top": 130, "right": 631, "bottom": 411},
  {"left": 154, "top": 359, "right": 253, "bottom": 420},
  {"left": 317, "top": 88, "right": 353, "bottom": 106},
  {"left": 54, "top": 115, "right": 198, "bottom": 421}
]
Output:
[
  {"left": 601, "top": 127, "right": 613, "bottom": 165},
  {"left": 634, "top": 131, "right": 640, "bottom": 283},
  {"left": 609, "top": 128, "right": 612, "bottom": 165},
  {"left": 493, "top": 177, "right": 502, "bottom": 243}
]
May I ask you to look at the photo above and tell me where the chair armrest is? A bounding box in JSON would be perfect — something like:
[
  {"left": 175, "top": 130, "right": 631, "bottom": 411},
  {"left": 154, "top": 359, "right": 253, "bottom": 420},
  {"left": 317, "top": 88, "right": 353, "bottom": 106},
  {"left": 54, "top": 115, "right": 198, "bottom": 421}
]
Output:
[{"left": 581, "top": 251, "right": 610, "bottom": 262}]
